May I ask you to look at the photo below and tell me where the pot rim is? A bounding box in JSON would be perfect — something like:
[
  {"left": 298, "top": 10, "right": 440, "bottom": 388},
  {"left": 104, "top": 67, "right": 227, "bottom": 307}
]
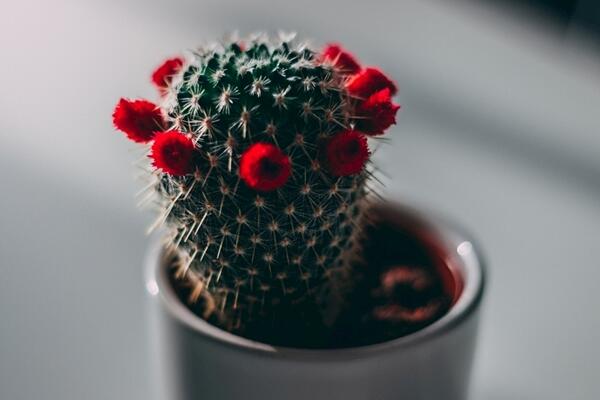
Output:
[{"left": 145, "top": 207, "right": 486, "bottom": 361}]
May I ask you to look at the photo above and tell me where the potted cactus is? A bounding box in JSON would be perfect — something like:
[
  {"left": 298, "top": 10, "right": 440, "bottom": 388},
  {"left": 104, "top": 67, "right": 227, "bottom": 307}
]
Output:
[{"left": 113, "top": 33, "right": 485, "bottom": 400}]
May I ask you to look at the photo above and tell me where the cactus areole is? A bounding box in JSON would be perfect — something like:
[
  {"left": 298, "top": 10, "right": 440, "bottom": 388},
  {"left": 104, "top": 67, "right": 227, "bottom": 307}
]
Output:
[{"left": 113, "top": 34, "right": 458, "bottom": 345}]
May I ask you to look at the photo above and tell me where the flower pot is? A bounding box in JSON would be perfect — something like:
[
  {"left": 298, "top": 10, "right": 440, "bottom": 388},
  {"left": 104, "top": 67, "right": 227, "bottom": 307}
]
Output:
[{"left": 145, "top": 203, "right": 485, "bottom": 400}]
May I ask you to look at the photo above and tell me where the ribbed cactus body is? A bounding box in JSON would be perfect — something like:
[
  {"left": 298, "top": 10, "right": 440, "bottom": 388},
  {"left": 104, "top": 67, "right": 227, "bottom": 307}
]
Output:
[
  {"left": 158, "top": 38, "right": 364, "bottom": 317},
  {"left": 113, "top": 34, "right": 400, "bottom": 329}
]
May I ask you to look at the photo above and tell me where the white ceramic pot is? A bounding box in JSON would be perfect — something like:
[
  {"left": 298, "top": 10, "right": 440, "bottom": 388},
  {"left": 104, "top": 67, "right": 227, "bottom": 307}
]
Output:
[{"left": 145, "top": 207, "right": 485, "bottom": 400}]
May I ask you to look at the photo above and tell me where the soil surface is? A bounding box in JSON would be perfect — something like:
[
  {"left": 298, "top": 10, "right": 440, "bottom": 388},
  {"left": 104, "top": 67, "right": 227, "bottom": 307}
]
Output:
[{"left": 170, "top": 204, "right": 457, "bottom": 348}]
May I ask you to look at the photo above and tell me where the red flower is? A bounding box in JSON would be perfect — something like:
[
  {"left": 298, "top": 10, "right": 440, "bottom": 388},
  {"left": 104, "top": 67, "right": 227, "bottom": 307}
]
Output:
[
  {"left": 325, "top": 130, "right": 370, "bottom": 176},
  {"left": 355, "top": 88, "right": 400, "bottom": 135},
  {"left": 151, "top": 57, "right": 184, "bottom": 91},
  {"left": 151, "top": 131, "right": 196, "bottom": 176},
  {"left": 240, "top": 143, "right": 291, "bottom": 191},
  {"left": 112, "top": 98, "right": 165, "bottom": 143},
  {"left": 346, "top": 67, "right": 398, "bottom": 99},
  {"left": 322, "top": 43, "right": 361, "bottom": 74}
]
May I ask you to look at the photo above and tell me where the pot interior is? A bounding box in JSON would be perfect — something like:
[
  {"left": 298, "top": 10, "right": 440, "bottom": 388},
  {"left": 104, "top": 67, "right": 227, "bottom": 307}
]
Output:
[{"left": 163, "top": 203, "right": 472, "bottom": 349}]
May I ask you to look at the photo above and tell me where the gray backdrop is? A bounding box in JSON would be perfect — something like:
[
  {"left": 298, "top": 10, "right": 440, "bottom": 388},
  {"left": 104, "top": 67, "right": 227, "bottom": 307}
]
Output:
[{"left": 1, "top": 0, "right": 599, "bottom": 399}]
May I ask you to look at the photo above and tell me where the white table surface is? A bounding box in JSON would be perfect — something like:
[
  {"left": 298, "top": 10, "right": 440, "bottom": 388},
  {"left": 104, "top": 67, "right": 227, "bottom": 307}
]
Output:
[{"left": 1, "top": 1, "right": 599, "bottom": 399}]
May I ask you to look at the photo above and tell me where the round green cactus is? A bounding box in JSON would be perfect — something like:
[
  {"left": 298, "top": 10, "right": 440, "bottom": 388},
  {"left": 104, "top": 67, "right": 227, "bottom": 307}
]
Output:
[{"left": 113, "top": 33, "right": 400, "bottom": 329}]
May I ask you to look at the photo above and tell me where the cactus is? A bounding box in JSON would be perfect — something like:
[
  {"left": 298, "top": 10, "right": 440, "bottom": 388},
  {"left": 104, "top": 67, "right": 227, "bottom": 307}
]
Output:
[{"left": 113, "top": 33, "right": 400, "bottom": 332}]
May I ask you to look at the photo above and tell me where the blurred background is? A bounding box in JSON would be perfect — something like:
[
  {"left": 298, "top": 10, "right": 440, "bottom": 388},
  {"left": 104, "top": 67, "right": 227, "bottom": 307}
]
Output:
[{"left": 1, "top": 0, "right": 599, "bottom": 399}]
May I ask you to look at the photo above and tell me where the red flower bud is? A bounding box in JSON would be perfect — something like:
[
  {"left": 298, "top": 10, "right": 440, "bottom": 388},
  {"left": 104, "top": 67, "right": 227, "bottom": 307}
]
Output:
[
  {"left": 346, "top": 67, "right": 397, "bottom": 99},
  {"left": 355, "top": 88, "right": 400, "bottom": 135},
  {"left": 151, "top": 131, "right": 196, "bottom": 176},
  {"left": 240, "top": 143, "right": 292, "bottom": 191},
  {"left": 112, "top": 98, "right": 165, "bottom": 143},
  {"left": 322, "top": 43, "right": 361, "bottom": 74},
  {"left": 151, "top": 57, "right": 184, "bottom": 92},
  {"left": 325, "top": 130, "right": 370, "bottom": 176}
]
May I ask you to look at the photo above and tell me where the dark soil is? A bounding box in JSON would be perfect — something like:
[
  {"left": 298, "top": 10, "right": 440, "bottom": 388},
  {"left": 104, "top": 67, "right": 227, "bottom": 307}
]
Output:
[{"left": 169, "top": 204, "right": 459, "bottom": 349}]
